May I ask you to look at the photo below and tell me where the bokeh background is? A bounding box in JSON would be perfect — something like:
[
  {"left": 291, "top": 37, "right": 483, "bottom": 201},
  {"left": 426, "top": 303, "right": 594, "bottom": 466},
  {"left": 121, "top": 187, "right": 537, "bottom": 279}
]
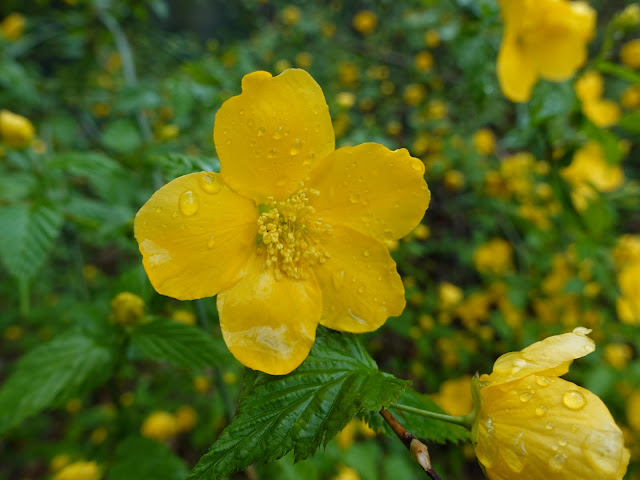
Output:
[{"left": 1, "top": 0, "right": 639, "bottom": 479}]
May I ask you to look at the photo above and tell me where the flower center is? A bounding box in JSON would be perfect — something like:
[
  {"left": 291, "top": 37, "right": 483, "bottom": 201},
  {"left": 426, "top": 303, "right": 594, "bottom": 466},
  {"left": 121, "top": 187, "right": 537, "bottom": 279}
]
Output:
[{"left": 257, "top": 187, "right": 331, "bottom": 280}]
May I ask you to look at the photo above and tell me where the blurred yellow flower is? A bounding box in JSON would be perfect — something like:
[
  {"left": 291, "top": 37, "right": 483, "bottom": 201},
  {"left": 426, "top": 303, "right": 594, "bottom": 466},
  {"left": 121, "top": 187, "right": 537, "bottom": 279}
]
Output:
[
  {"left": 295, "top": 52, "right": 313, "bottom": 69},
  {"left": 110, "top": 292, "right": 145, "bottom": 325},
  {"left": 497, "top": 0, "right": 596, "bottom": 102},
  {"left": 193, "top": 375, "right": 211, "bottom": 393},
  {"left": 333, "top": 464, "right": 360, "bottom": 480},
  {"left": 134, "top": 69, "right": 430, "bottom": 375},
  {"left": 403, "top": 83, "right": 426, "bottom": 106},
  {"left": 171, "top": 309, "right": 196, "bottom": 325},
  {"left": 0, "top": 13, "right": 25, "bottom": 41},
  {"left": 52, "top": 461, "right": 100, "bottom": 480},
  {"left": 620, "top": 39, "right": 640, "bottom": 69},
  {"left": 424, "top": 29, "right": 441, "bottom": 48},
  {"left": 140, "top": 411, "right": 178, "bottom": 442},
  {"left": 0, "top": 109, "right": 35, "bottom": 148},
  {"left": 50, "top": 454, "right": 72, "bottom": 473},
  {"left": 414, "top": 51, "right": 434, "bottom": 72},
  {"left": 438, "top": 282, "right": 463, "bottom": 310},
  {"left": 574, "top": 71, "right": 603, "bottom": 103},
  {"left": 612, "top": 234, "right": 640, "bottom": 267},
  {"left": 281, "top": 5, "right": 301, "bottom": 26},
  {"left": 472, "top": 128, "right": 496, "bottom": 156},
  {"left": 472, "top": 328, "right": 630, "bottom": 479},
  {"left": 90, "top": 427, "right": 107, "bottom": 445},
  {"left": 175, "top": 405, "right": 198, "bottom": 433},
  {"left": 582, "top": 99, "right": 620, "bottom": 128},
  {"left": 627, "top": 389, "right": 640, "bottom": 432},
  {"left": 616, "top": 261, "right": 640, "bottom": 326},
  {"left": 473, "top": 238, "right": 513, "bottom": 276},
  {"left": 603, "top": 343, "right": 633, "bottom": 370},
  {"left": 335, "top": 91, "right": 356, "bottom": 109},
  {"left": 443, "top": 170, "right": 464, "bottom": 190},
  {"left": 560, "top": 141, "right": 624, "bottom": 211},
  {"left": 620, "top": 85, "right": 640, "bottom": 109},
  {"left": 352, "top": 10, "right": 377, "bottom": 35},
  {"left": 432, "top": 375, "right": 473, "bottom": 416}
]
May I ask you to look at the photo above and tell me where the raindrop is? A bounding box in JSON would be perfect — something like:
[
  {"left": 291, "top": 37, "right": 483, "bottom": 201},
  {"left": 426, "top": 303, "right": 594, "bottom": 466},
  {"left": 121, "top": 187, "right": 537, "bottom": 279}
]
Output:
[
  {"left": 536, "top": 377, "right": 550, "bottom": 387},
  {"left": 290, "top": 138, "right": 302, "bottom": 155},
  {"left": 303, "top": 152, "right": 315, "bottom": 166},
  {"left": 200, "top": 172, "right": 222, "bottom": 194},
  {"left": 363, "top": 250, "right": 371, "bottom": 257},
  {"left": 549, "top": 454, "right": 565, "bottom": 472},
  {"left": 349, "top": 192, "right": 360, "bottom": 204},
  {"left": 357, "top": 286, "right": 365, "bottom": 294},
  {"left": 179, "top": 191, "right": 199, "bottom": 216},
  {"left": 268, "top": 149, "right": 277, "bottom": 158},
  {"left": 583, "top": 430, "right": 625, "bottom": 475},
  {"left": 272, "top": 126, "right": 284, "bottom": 140},
  {"left": 519, "top": 393, "right": 532, "bottom": 403},
  {"left": 207, "top": 236, "right": 216, "bottom": 248},
  {"left": 545, "top": 422, "right": 554, "bottom": 430},
  {"left": 559, "top": 437, "right": 567, "bottom": 447},
  {"left": 155, "top": 207, "right": 162, "bottom": 213},
  {"left": 563, "top": 390, "right": 586, "bottom": 410},
  {"left": 535, "top": 405, "right": 547, "bottom": 417},
  {"left": 257, "top": 127, "right": 265, "bottom": 136}
]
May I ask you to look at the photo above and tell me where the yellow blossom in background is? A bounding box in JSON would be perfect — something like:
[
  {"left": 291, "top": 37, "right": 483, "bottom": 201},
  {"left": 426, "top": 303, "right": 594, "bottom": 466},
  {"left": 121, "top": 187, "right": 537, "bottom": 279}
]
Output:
[
  {"left": 628, "top": 389, "right": 640, "bottom": 432},
  {"left": 620, "top": 85, "right": 640, "bottom": 109},
  {"left": 612, "top": 234, "right": 640, "bottom": 267},
  {"left": 620, "top": 39, "right": 640, "bottom": 69},
  {"left": 134, "top": 69, "right": 430, "bottom": 375},
  {"left": 431, "top": 376, "right": 473, "bottom": 416},
  {"left": 472, "top": 128, "right": 496, "bottom": 156},
  {"left": 411, "top": 223, "right": 430, "bottom": 240},
  {"left": 295, "top": 52, "right": 312, "bottom": 69},
  {"left": 560, "top": 141, "right": 624, "bottom": 211},
  {"left": 175, "top": 405, "right": 198, "bottom": 433},
  {"left": 193, "top": 375, "right": 211, "bottom": 393},
  {"left": 403, "top": 83, "right": 426, "bottom": 106},
  {"left": 616, "top": 261, "right": 640, "bottom": 326},
  {"left": 582, "top": 99, "right": 621, "bottom": 127},
  {"left": 603, "top": 343, "right": 633, "bottom": 370},
  {"left": 338, "top": 62, "right": 359, "bottom": 86},
  {"left": 352, "top": 10, "right": 377, "bottom": 35},
  {"left": 281, "top": 5, "right": 301, "bottom": 26},
  {"left": 424, "top": 29, "right": 441, "bottom": 48},
  {"left": 158, "top": 124, "right": 180, "bottom": 141},
  {"left": 3, "top": 325, "right": 23, "bottom": 341},
  {"left": 110, "top": 292, "right": 145, "bottom": 325},
  {"left": 472, "top": 328, "right": 630, "bottom": 480},
  {"left": 140, "top": 411, "right": 178, "bottom": 442},
  {"left": 438, "top": 282, "right": 463, "bottom": 310},
  {"left": 333, "top": 464, "right": 360, "bottom": 480},
  {"left": 414, "top": 51, "right": 434, "bottom": 72},
  {"left": 172, "top": 309, "right": 196, "bottom": 325},
  {"left": 574, "top": 71, "right": 603, "bottom": 103},
  {"left": 0, "top": 13, "right": 26, "bottom": 41},
  {"left": 90, "top": 427, "right": 107, "bottom": 445},
  {"left": 496, "top": 0, "right": 596, "bottom": 102},
  {"left": 443, "top": 170, "right": 464, "bottom": 190},
  {"left": 0, "top": 109, "right": 35, "bottom": 148},
  {"left": 473, "top": 238, "right": 513, "bottom": 276},
  {"left": 52, "top": 461, "right": 101, "bottom": 480},
  {"left": 335, "top": 91, "right": 356, "bottom": 109},
  {"left": 50, "top": 455, "right": 72, "bottom": 473}
]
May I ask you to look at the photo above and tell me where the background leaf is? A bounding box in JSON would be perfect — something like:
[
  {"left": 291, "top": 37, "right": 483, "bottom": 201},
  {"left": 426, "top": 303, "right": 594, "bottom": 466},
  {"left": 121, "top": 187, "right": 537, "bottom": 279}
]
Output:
[
  {"left": 188, "top": 328, "right": 409, "bottom": 480},
  {"left": 0, "top": 334, "right": 115, "bottom": 434},
  {"left": 130, "top": 317, "right": 232, "bottom": 369},
  {"left": 108, "top": 436, "right": 189, "bottom": 480}
]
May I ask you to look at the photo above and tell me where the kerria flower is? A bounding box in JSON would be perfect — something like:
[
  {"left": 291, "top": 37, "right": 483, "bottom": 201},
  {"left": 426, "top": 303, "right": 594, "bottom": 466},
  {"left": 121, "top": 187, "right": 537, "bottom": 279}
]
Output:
[
  {"left": 472, "top": 327, "right": 630, "bottom": 480},
  {"left": 134, "top": 69, "right": 430, "bottom": 375},
  {"left": 497, "top": 0, "right": 596, "bottom": 103}
]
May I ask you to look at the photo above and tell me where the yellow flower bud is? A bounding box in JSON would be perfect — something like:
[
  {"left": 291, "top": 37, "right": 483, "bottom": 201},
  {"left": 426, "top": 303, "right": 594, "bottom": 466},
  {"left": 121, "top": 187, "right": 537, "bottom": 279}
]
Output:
[
  {"left": 472, "top": 128, "right": 496, "bottom": 156},
  {"left": 414, "top": 51, "right": 434, "bottom": 72},
  {"left": 424, "top": 29, "right": 441, "bottom": 48},
  {"left": 0, "top": 13, "right": 26, "bottom": 41},
  {"left": 281, "top": 5, "right": 301, "bottom": 26},
  {"left": 140, "top": 411, "right": 178, "bottom": 442},
  {"left": 0, "top": 109, "right": 35, "bottom": 148},
  {"left": 193, "top": 375, "right": 211, "bottom": 393},
  {"left": 171, "top": 309, "right": 196, "bottom": 325},
  {"left": 110, "top": 292, "right": 145, "bottom": 325},
  {"left": 472, "top": 328, "right": 630, "bottom": 480},
  {"left": 574, "top": 71, "right": 603, "bottom": 103},
  {"left": 352, "top": 10, "right": 377, "bottom": 35},
  {"left": 294, "top": 52, "right": 312, "bottom": 69},
  {"left": 175, "top": 405, "right": 198, "bottom": 433},
  {"left": 50, "top": 454, "right": 72, "bottom": 473},
  {"left": 620, "top": 84, "right": 640, "bottom": 109},
  {"left": 52, "top": 461, "right": 101, "bottom": 480},
  {"left": 620, "top": 39, "right": 640, "bottom": 69},
  {"left": 615, "top": 3, "right": 640, "bottom": 30}
]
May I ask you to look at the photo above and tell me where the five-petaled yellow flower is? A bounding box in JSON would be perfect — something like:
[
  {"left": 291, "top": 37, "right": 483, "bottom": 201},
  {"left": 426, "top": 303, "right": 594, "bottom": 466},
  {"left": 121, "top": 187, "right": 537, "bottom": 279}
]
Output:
[
  {"left": 497, "top": 0, "right": 596, "bottom": 103},
  {"left": 472, "top": 327, "right": 630, "bottom": 480},
  {"left": 134, "top": 69, "right": 430, "bottom": 375}
]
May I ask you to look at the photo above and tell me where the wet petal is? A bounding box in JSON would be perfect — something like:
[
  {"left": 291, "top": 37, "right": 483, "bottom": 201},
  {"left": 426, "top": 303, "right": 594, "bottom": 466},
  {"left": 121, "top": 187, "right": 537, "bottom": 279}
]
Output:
[
  {"left": 134, "top": 172, "right": 258, "bottom": 300},
  {"left": 483, "top": 329, "right": 595, "bottom": 387},
  {"left": 475, "top": 375, "right": 629, "bottom": 479},
  {"left": 497, "top": 35, "right": 538, "bottom": 103},
  {"left": 217, "top": 257, "right": 322, "bottom": 375},
  {"left": 308, "top": 143, "right": 430, "bottom": 242},
  {"left": 314, "top": 225, "right": 405, "bottom": 333},
  {"left": 214, "top": 69, "right": 335, "bottom": 203}
]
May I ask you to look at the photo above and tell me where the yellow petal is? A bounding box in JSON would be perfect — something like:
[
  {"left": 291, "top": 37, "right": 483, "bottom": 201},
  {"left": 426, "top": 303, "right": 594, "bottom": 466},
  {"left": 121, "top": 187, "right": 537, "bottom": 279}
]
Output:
[
  {"left": 314, "top": 225, "right": 405, "bottom": 333},
  {"left": 214, "top": 69, "right": 335, "bottom": 203},
  {"left": 497, "top": 34, "right": 538, "bottom": 103},
  {"left": 529, "top": 35, "right": 589, "bottom": 81},
  {"left": 134, "top": 172, "right": 258, "bottom": 300},
  {"left": 217, "top": 257, "right": 322, "bottom": 375},
  {"left": 484, "top": 328, "right": 595, "bottom": 386},
  {"left": 308, "top": 143, "right": 430, "bottom": 242},
  {"left": 475, "top": 375, "right": 630, "bottom": 480}
]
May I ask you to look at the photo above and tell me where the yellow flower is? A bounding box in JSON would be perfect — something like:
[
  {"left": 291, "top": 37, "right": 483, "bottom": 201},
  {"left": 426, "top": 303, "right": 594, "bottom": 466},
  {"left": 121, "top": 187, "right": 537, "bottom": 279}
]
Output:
[
  {"left": 403, "top": 83, "right": 427, "bottom": 106},
  {"left": 424, "top": 29, "right": 441, "bottom": 48},
  {"left": 281, "top": 5, "right": 301, "bottom": 26},
  {"left": 472, "top": 328, "right": 630, "bottom": 479},
  {"left": 0, "top": 13, "right": 26, "bottom": 41},
  {"left": 473, "top": 238, "right": 513, "bottom": 276},
  {"left": 134, "top": 69, "right": 430, "bottom": 375},
  {"left": 140, "top": 411, "right": 178, "bottom": 441},
  {"left": 616, "top": 261, "right": 640, "bottom": 326},
  {"left": 193, "top": 375, "right": 211, "bottom": 393},
  {"left": 574, "top": 71, "right": 603, "bottom": 103},
  {"left": 603, "top": 343, "right": 633, "bottom": 370},
  {"left": 0, "top": 109, "right": 35, "bottom": 148},
  {"left": 438, "top": 282, "right": 463, "bottom": 310},
  {"left": 175, "top": 405, "right": 198, "bottom": 433},
  {"left": 627, "top": 389, "right": 640, "bottom": 432},
  {"left": 497, "top": 0, "right": 596, "bottom": 102},
  {"left": 171, "top": 309, "right": 196, "bottom": 325},
  {"left": 110, "top": 292, "right": 145, "bottom": 325},
  {"left": 50, "top": 455, "right": 72, "bottom": 472},
  {"left": 620, "top": 85, "right": 640, "bottom": 109},
  {"left": 52, "top": 461, "right": 101, "bottom": 480},
  {"left": 620, "top": 39, "right": 640, "bottom": 69},
  {"left": 582, "top": 99, "right": 621, "bottom": 127},
  {"left": 472, "top": 128, "right": 496, "bottom": 156},
  {"left": 352, "top": 10, "right": 377, "bottom": 35},
  {"left": 560, "top": 141, "right": 624, "bottom": 211},
  {"left": 432, "top": 376, "right": 473, "bottom": 416},
  {"left": 414, "top": 51, "right": 434, "bottom": 72}
]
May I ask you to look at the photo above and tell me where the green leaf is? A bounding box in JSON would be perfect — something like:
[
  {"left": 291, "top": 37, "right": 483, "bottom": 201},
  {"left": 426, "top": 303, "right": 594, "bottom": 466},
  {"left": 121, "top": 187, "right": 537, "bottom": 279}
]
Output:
[
  {"left": 0, "top": 203, "right": 64, "bottom": 281},
  {"left": 0, "top": 334, "right": 115, "bottom": 434},
  {"left": 130, "top": 317, "right": 232, "bottom": 369},
  {"left": 618, "top": 111, "right": 640, "bottom": 134},
  {"left": 188, "top": 328, "right": 409, "bottom": 480},
  {"left": 156, "top": 153, "right": 220, "bottom": 182},
  {"left": 101, "top": 118, "right": 143, "bottom": 154},
  {"left": 109, "top": 436, "right": 188, "bottom": 480}
]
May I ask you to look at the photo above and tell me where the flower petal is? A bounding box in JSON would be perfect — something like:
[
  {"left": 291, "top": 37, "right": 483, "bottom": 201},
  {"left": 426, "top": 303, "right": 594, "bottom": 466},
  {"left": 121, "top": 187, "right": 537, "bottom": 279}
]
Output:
[
  {"left": 314, "top": 225, "right": 405, "bottom": 333},
  {"left": 217, "top": 257, "right": 322, "bottom": 375},
  {"left": 214, "top": 69, "right": 335, "bottom": 203},
  {"left": 483, "top": 329, "right": 595, "bottom": 387},
  {"left": 475, "top": 375, "right": 629, "bottom": 479},
  {"left": 497, "top": 35, "right": 538, "bottom": 103},
  {"left": 308, "top": 143, "right": 430, "bottom": 242},
  {"left": 134, "top": 172, "right": 258, "bottom": 300}
]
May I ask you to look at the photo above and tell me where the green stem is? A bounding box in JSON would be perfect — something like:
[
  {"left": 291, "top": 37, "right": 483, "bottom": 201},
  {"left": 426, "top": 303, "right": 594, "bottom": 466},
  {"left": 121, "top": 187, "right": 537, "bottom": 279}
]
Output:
[
  {"left": 390, "top": 403, "right": 474, "bottom": 429},
  {"left": 595, "top": 61, "right": 640, "bottom": 85},
  {"left": 18, "top": 278, "right": 30, "bottom": 318}
]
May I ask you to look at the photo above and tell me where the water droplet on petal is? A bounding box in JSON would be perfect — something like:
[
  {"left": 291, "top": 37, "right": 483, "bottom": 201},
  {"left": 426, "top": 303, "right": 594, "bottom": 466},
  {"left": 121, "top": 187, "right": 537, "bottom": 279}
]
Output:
[
  {"left": 272, "top": 126, "right": 283, "bottom": 140},
  {"left": 563, "top": 390, "right": 586, "bottom": 410},
  {"left": 383, "top": 229, "right": 394, "bottom": 240},
  {"left": 349, "top": 192, "right": 360, "bottom": 204},
  {"left": 200, "top": 172, "right": 222, "bottom": 194},
  {"left": 155, "top": 207, "right": 162, "bottom": 213},
  {"left": 179, "top": 190, "right": 199, "bottom": 216},
  {"left": 536, "top": 377, "right": 550, "bottom": 387},
  {"left": 268, "top": 149, "right": 277, "bottom": 159},
  {"left": 303, "top": 152, "right": 315, "bottom": 166},
  {"left": 545, "top": 422, "right": 554, "bottom": 430},
  {"left": 582, "top": 430, "right": 626, "bottom": 475},
  {"left": 535, "top": 405, "right": 547, "bottom": 416},
  {"left": 290, "top": 138, "right": 302, "bottom": 156},
  {"left": 363, "top": 249, "right": 371, "bottom": 257},
  {"left": 502, "top": 433, "right": 526, "bottom": 472},
  {"left": 357, "top": 286, "right": 365, "bottom": 294},
  {"left": 558, "top": 437, "right": 567, "bottom": 447},
  {"left": 549, "top": 454, "right": 565, "bottom": 472},
  {"left": 207, "top": 236, "right": 216, "bottom": 248},
  {"left": 519, "top": 393, "right": 532, "bottom": 403},
  {"left": 257, "top": 127, "right": 265, "bottom": 136},
  {"left": 573, "top": 326, "right": 592, "bottom": 335},
  {"left": 411, "top": 158, "right": 425, "bottom": 174}
]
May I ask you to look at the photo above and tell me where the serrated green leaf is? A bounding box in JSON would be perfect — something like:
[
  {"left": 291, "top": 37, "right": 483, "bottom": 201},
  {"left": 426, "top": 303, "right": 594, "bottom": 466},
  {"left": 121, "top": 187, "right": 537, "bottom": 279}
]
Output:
[
  {"left": 0, "top": 334, "right": 115, "bottom": 434},
  {"left": 0, "top": 172, "right": 37, "bottom": 202},
  {"left": 188, "top": 328, "right": 409, "bottom": 480},
  {"left": 109, "top": 436, "right": 189, "bottom": 480},
  {"left": 156, "top": 153, "right": 220, "bottom": 182},
  {"left": 0, "top": 203, "right": 64, "bottom": 280},
  {"left": 130, "top": 317, "right": 232, "bottom": 368}
]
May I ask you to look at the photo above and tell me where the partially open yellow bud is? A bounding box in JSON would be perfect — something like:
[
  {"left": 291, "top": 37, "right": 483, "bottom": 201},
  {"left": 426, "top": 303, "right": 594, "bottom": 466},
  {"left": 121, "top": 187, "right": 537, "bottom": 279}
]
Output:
[
  {"left": 110, "top": 292, "right": 145, "bottom": 325},
  {"left": 0, "top": 109, "right": 35, "bottom": 148},
  {"left": 620, "top": 39, "right": 640, "bottom": 69},
  {"left": 52, "top": 461, "right": 100, "bottom": 480}
]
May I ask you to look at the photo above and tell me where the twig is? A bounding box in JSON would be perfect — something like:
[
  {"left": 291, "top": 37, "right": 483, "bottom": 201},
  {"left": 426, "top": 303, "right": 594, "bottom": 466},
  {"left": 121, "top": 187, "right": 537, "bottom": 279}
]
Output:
[{"left": 379, "top": 408, "right": 443, "bottom": 480}]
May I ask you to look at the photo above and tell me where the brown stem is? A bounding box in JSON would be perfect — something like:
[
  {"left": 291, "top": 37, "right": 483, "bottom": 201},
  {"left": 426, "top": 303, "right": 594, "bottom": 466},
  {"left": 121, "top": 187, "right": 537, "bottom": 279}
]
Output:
[{"left": 379, "top": 408, "right": 443, "bottom": 480}]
